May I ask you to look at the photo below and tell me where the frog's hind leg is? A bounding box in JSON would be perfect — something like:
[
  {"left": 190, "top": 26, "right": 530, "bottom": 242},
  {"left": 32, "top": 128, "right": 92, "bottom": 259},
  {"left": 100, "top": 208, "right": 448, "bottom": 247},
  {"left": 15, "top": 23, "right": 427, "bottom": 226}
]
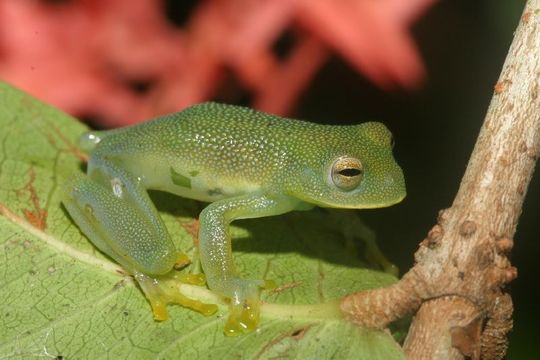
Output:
[
  {"left": 62, "top": 155, "right": 216, "bottom": 319},
  {"left": 62, "top": 174, "right": 161, "bottom": 272},
  {"left": 66, "top": 155, "right": 178, "bottom": 275}
]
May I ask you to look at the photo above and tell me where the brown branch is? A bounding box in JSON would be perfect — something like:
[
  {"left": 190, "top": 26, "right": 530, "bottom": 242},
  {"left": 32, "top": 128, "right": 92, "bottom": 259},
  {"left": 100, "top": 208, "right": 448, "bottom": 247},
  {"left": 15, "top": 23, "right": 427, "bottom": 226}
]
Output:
[{"left": 341, "top": 1, "right": 540, "bottom": 359}]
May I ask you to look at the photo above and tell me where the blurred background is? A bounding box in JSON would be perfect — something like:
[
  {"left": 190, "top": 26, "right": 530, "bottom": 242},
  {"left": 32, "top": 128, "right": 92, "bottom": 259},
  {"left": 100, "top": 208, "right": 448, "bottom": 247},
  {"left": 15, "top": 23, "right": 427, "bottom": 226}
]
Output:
[{"left": 0, "top": 0, "right": 537, "bottom": 358}]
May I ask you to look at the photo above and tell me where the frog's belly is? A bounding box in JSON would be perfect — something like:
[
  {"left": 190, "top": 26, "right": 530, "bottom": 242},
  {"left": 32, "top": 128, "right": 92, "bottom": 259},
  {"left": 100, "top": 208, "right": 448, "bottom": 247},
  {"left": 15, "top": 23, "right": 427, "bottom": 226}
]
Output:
[
  {"left": 165, "top": 179, "right": 260, "bottom": 202},
  {"left": 143, "top": 165, "right": 262, "bottom": 203}
]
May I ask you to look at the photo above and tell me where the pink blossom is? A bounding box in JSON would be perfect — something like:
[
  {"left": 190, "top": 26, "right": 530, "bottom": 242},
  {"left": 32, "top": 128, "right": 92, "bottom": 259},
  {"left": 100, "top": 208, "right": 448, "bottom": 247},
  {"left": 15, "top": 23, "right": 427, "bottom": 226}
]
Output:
[{"left": 0, "top": 0, "right": 435, "bottom": 127}]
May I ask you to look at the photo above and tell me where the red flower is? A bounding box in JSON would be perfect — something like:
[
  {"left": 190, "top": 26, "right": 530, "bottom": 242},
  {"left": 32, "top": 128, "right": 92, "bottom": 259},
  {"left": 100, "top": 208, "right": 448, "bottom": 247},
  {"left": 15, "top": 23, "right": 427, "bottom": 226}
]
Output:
[{"left": 0, "top": 0, "right": 434, "bottom": 127}]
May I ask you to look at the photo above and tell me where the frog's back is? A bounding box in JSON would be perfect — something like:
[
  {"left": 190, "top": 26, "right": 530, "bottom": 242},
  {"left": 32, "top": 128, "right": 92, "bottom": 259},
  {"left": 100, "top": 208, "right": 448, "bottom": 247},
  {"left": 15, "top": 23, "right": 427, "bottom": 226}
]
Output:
[
  {"left": 93, "top": 102, "right": 317, "bottom": 151},
  {"left": 161, "top": 102, "right": 317, "bottom": 141},
  {"left": 86, "top": 103, "right": 328, "bottom": 191},
  {"left": 126, "top": 103, "right": 322, "bottom": 158},
  {"left": 158, "top": 103, "right": 318, "bottom": 177}
]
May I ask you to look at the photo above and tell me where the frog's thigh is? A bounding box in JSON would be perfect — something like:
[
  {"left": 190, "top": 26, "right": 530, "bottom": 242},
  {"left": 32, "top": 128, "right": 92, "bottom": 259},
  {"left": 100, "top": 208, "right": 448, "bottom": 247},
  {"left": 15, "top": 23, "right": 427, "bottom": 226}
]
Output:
[
  {"left": 63, "top": 175, "right": 120, "bottom": 263},
  {"left": 198, "top": 192, "right": 300, "bottom": 293},
  {"left": 87, "top": 155, "right": 169, "bottom": 234},
  {"left": 64, "top": 158, "right": 176, "bottom": 275}
]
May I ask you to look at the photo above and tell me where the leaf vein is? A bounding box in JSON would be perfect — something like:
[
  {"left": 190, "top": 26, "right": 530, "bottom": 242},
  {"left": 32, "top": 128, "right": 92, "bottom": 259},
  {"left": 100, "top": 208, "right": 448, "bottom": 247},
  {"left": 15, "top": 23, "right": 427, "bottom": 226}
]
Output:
[{"left": 0, "top": 203, "right": 122, "bottom": 275}]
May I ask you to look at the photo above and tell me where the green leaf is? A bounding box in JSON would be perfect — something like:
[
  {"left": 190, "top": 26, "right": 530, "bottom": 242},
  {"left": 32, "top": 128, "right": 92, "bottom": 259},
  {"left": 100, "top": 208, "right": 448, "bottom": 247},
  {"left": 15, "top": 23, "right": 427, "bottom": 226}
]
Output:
[{"left": 0, "top": 82, "right": 405, "bottom": 359}]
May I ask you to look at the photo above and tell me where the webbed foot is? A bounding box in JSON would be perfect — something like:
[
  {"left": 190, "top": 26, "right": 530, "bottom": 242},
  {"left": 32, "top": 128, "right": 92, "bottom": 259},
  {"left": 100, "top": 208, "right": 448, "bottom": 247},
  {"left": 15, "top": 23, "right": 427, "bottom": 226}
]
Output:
[
  {"left": 134, "top": 270, "right": 218, "bottom": 321},
  {"left": 221, "top": 279, "right": 276, "bottom": 336}
]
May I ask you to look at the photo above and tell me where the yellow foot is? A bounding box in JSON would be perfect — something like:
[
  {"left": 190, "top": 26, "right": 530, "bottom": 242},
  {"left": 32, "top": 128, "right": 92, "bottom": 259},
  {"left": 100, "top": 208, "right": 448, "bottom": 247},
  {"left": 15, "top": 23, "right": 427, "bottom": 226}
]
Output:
[
  {"left": 174, "top": 272, "right": 207, "bottom": 286},
  {"left": 221, "top": 278, "right": 276, "bottom": 336},
  {"left": 224, "top": 297, "right": 261, "bottom": 337},
  {"left": 134, "top": 271, "right": 218, "bottom": 320},
  {"left": 174, "top": 252, "right": 192, "bottom": 269}
]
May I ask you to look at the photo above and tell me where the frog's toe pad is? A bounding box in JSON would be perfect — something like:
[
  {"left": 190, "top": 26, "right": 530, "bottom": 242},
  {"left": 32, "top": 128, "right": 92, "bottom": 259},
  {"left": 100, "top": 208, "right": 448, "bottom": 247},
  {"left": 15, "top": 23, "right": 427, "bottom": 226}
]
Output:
[
  {"left": 135, "top": 272, "right": 217, "bottom": 320},
  {"left": 176, "top": 273, "right": 207, "bottom": 286},
  {"left": 224, "top": 297, "right": 261, "bottom": 337},
  {"left": 174, "top": 252, "right": 192, "bottom": 269}
]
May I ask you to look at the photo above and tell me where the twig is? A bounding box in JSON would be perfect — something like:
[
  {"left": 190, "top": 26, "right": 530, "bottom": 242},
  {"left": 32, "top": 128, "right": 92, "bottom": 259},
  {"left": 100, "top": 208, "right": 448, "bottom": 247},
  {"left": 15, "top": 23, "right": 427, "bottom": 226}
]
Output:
[{"left": 341, "top": 1, "right": 540, "bottom": 359}]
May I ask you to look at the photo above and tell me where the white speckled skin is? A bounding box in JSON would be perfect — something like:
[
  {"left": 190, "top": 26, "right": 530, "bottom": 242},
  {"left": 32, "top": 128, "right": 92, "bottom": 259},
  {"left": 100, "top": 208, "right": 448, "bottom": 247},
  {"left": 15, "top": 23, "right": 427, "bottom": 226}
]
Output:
[{"left": 63, "top": 102, "right": 406, "bottom": 334}]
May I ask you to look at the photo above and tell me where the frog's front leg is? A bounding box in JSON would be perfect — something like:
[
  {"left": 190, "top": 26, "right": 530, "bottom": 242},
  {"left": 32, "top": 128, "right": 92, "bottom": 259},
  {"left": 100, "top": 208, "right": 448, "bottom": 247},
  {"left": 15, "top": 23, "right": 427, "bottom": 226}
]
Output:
[
  {"left": 199, "top": 192, "right": 301, "bottom": 336},
  {"left": 63, "top": 155, "right": 216, "bottom": 319}
]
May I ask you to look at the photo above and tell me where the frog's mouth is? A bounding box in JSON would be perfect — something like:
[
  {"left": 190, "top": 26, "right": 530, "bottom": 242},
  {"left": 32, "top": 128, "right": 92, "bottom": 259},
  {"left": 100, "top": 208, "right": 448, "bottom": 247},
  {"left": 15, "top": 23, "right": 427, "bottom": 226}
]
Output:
[{"left": 294, "top": 190, "right": 406, "bottom": 210}]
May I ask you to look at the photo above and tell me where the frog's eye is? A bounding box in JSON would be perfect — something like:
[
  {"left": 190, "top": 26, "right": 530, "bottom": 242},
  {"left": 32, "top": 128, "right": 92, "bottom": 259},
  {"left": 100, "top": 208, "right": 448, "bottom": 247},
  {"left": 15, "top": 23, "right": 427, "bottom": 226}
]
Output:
[{"left": 331, "top": 156, "right": 364, "bottom": 191}]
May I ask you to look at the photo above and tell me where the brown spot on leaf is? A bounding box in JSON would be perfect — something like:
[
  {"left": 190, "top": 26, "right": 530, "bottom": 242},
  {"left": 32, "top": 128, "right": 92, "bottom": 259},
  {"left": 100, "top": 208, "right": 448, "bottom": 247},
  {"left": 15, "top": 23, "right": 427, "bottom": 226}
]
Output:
[
  {"left": 44, "top": 123, "right": 88, "bottom": 162},
  {"left": 116, "top": 269, "right": 129, "bottom": 276},
  {"left": 113, "top": 279, "right": 128, "bottom": 290},
  {"left": 19, "top": 168, "right": 48, "bottom": 230},
  {"left": 251, "top": 325, "right": 313, "bottom": 359},
  {"left": 181, "top": 219, "right": 200, "bottom": 245},
  {"left": 291, "top": 326, "right": 310, "bottom": 340},
  {"left": 269, "top": 281, "right": 302, "bottom": 294},
  {"left": 23, "top": 208, "right": 48, "bottom": 230}
]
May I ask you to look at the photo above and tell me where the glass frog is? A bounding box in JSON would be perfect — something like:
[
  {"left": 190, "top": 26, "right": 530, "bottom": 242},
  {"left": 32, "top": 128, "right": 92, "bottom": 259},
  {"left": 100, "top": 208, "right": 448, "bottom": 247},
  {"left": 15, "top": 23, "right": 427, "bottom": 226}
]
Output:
[{"left": 62, "top": 103, "right": 406, "bottom": 336}]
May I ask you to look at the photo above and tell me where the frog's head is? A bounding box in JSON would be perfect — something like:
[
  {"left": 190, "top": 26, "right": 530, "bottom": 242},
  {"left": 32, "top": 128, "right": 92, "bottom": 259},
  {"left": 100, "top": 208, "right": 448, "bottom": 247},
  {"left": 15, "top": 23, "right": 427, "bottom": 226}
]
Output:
[{"left": 286, "top": 122, "right": 406, "bottom": 209}]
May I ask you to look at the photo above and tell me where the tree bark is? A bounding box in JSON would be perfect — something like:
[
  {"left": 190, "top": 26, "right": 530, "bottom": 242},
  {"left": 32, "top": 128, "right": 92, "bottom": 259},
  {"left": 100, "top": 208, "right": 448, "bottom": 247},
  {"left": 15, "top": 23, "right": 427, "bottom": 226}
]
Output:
[{"left": 341, "top": 1, "right": 540, "bottom": 359}]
